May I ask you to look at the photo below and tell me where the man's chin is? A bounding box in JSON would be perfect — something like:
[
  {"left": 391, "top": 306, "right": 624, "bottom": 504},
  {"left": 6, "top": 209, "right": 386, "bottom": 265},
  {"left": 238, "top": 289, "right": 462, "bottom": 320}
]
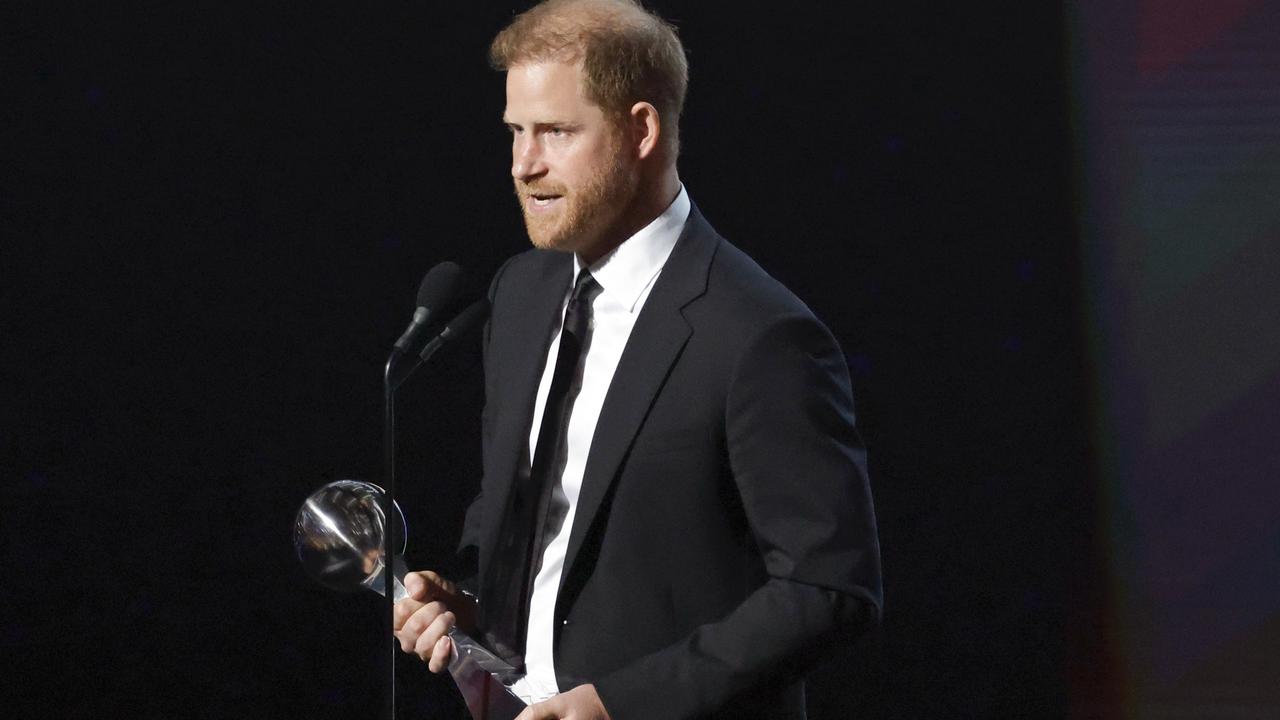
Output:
[
  {"left": 523, "top": 216, "right": 580, "bottom": 253},
  {"left": 524, "top": 226, "right": 573, "bottom": 253}
]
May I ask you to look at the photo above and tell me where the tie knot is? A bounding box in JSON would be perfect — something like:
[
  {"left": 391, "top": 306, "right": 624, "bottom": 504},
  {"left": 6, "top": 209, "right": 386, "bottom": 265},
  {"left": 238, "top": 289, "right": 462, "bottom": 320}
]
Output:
[
  {"left": 564, "top": 270, "right": 599, "bottom": 341},
  {"left": 572, "top": 270, "right": 598, "bottom": 301}
]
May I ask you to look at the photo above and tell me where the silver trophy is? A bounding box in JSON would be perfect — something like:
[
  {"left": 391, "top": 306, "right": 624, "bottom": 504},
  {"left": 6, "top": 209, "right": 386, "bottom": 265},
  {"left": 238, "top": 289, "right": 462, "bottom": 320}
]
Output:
[{"left": 293, "top": 480, "right": 528, "bottom": 720}]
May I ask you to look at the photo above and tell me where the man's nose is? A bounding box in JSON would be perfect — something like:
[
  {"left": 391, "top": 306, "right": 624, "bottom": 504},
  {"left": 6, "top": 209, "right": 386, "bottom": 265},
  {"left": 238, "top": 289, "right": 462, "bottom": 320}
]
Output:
[{"left": 512, "top": 136, "right": 546, "bottom": 182}]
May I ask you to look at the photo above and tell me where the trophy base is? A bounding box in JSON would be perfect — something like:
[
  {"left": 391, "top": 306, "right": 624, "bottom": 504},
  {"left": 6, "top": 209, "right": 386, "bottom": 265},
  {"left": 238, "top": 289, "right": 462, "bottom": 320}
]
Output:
[{"left": 448, "top": 630, "right": 527, "bottom": 720}]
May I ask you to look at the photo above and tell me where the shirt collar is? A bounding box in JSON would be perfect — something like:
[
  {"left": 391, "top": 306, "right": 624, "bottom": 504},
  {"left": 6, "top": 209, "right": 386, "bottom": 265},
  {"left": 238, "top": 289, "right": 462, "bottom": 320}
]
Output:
[{"left": 573, "top": 184, "right": 691, "bottom": 313}]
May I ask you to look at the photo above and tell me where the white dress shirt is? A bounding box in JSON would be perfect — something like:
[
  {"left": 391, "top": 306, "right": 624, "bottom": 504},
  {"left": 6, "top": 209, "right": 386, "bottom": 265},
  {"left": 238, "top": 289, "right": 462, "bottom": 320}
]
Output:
[{"left": 510, "top": 185, "right": 691, "bottom": 703}]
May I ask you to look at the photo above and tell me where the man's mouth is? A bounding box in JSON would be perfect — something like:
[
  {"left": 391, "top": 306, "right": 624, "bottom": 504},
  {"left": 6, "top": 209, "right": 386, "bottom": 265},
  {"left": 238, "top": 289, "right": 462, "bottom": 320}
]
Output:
[{"left": 527, "top": 193, "right": 563, "bottom": 209}]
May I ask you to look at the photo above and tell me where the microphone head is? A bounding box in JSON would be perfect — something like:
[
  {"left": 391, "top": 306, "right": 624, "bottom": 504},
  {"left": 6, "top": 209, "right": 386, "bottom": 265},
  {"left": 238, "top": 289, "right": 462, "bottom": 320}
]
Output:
[
  {"left": 417, "top": 261, "right": 464, "bottom": 312},
  {"left": 447, "top": 298, "right": 491, "bottom": 336},
  {"left": 418, "top": 298, "right": 491, "bottom": 362}
]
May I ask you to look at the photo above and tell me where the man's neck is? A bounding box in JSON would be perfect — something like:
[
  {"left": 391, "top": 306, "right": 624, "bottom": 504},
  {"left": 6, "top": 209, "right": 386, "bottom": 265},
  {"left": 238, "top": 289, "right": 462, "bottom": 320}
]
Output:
[{"left": 577, "top": 167, "right": 681, "bottom": 266}]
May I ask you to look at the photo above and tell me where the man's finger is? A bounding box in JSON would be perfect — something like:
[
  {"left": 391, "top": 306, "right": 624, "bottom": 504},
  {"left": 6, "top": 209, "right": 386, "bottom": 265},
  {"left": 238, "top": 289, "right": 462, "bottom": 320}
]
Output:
[
  {"left": 413, "top": 609, "right": 455, "bottom": 662},
  {"left": 514, "top": 700, "right": 552, "bottom": 720},
  {"left": 392, "top": 598, "right": 423, "bottom": 631},
  {"left": 394, "top": 599, "right": 441, "bottom": 653},
  {"left": 394, "top": 629, "right": 412, "bottom": 653},
  {"left": 404, "top": 570, "right": 457, "bottom": 602},
  {"left": 393, "top": 612, "right": 429, "bottom": 653},
  {"left": 427, "top": 634, "right": 453, "bottom": 673},
  {"left": 403, "top": 572, "right": 432, "bottom": 600},
  {"left": 402, "top": 600, "right": 446, "bottom": 638}
]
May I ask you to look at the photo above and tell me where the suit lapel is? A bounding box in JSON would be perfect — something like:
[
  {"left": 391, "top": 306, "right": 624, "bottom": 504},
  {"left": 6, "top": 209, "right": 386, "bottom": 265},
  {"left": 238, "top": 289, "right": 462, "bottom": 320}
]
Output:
[
  {"left": 559, "top": 206, "right": 720, "bottom": 594},
  {"left": 478, "top": 252, "right": 572, "bottom": 597}
]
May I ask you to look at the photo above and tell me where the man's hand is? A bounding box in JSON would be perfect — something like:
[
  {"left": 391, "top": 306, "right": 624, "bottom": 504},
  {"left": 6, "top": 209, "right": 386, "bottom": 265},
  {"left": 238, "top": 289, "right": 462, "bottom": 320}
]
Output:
[
  {"left": 514, "top": 684, "right": 611, "bottom": 720},
  {"left": 392, "top": 571, "right": 477, "bottom": 673}
]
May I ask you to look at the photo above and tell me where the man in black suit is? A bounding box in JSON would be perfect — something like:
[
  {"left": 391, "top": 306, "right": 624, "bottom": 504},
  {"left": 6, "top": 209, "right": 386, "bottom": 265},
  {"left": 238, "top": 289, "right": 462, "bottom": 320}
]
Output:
[{"left": 393, "top": 2, "right": 881, "bottom": 718}]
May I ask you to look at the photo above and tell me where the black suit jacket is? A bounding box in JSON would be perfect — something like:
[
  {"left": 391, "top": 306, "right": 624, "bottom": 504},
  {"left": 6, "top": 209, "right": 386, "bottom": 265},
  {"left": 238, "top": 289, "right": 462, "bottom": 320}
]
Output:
[{"left": 457, "top": 205, "right": 881, "bottom": 720}]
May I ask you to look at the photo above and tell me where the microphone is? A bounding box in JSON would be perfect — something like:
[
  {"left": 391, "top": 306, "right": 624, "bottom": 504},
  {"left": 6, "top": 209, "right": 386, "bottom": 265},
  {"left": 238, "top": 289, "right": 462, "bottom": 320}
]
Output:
[
  {"left": 418, "top": 298, "right": 491, "bottom": 364},
  {"left": 377, "top": 265, "right": 477, "bottom": 720},
  {"left": 391, "top": 261, "right": 464, "bottom": 354}
]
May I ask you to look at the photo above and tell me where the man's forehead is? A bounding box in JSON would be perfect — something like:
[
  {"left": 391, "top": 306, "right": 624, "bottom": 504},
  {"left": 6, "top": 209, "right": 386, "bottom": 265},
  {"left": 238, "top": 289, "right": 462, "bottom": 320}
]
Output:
[
  {"left": 504, "top": 60, "right": 592, "bottom": 116},
  {"left": 509, "top": 59, "right": 581, "bottom": 82}
]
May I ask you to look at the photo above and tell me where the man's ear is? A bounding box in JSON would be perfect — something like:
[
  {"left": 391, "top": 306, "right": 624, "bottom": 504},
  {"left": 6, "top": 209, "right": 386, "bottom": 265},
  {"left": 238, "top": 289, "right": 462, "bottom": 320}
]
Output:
[{"left": 628, "top": 101, "right": 662, "bottom": 160}]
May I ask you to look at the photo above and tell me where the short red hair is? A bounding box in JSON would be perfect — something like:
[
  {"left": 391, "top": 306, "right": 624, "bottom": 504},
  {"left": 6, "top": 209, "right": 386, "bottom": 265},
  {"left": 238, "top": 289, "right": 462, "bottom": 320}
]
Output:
[{"left": 490, "top": 0, "right": 689, "bottom": 157}]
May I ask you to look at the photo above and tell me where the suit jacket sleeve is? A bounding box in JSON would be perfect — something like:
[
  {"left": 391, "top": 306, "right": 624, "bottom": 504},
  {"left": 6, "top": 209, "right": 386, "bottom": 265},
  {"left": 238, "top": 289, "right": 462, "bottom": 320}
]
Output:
[
  {"left": 594, "top": 312, "right": 882, "bottom": 719},
  {"left": 451, "top": 256, "right": 516, "bottom": 593}
]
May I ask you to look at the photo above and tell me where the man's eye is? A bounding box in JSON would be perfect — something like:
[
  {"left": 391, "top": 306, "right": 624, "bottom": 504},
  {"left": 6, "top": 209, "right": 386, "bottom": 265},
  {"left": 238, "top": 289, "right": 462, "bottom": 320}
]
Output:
[{"left": 550, "top": 127, "right": 567, "bottom": 137}]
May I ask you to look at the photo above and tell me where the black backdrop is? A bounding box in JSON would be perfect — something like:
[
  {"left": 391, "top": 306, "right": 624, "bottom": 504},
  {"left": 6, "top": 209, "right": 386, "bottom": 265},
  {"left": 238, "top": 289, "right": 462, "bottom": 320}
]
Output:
[{"left": 3, "top": 2, "right": 1091, "bottom": 718}]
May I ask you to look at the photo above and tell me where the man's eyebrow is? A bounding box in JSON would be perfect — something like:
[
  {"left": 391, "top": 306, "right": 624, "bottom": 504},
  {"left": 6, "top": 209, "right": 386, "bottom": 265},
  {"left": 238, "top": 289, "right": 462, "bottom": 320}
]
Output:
[{"left": 502, "top": 119, "right": 579, "bottom": 131}]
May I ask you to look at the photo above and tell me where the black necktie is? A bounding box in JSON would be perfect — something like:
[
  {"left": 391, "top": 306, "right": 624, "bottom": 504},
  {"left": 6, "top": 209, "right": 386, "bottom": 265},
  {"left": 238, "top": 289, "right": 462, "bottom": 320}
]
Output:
[{"left": 495, "top": 269, "right": 601, "bottom": 657}]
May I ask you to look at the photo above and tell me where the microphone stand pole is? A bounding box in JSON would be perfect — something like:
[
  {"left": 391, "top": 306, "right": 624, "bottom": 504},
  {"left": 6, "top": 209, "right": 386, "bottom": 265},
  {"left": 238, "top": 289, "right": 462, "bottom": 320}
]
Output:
[
  {"left": 378, "top": 300, "right": 488, "bottom": 720},
  {"left": 382, "top": 358, "right": 402, "bottom": 720}
]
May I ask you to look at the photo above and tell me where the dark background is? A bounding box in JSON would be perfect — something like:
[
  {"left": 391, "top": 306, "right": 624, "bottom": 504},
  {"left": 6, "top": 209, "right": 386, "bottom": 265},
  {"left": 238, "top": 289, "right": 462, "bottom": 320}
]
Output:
[{"left": 4, "top": 2, "right": 1094, "bottom": 718}]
